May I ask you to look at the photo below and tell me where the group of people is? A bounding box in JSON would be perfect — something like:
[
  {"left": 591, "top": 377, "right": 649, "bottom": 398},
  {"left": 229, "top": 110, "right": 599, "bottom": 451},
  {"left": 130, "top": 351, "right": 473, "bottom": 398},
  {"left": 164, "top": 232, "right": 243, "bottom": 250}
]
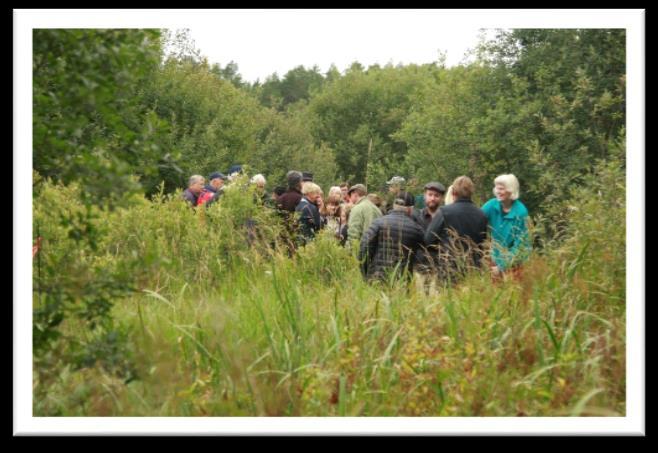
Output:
[{"left": 182, "top": 167, "right": 532, "bottom": 287}]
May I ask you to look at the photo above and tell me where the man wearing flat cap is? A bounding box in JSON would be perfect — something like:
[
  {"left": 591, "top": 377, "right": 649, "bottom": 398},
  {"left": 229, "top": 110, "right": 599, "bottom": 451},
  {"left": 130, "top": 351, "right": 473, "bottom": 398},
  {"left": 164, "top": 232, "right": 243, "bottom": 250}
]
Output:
[
  {"left": 346, "top": 184, "right": 382, "bottom": 247},
  {"left": 412, "top": 182, "right": 446, "bottom": 231},
  {"left": 412, "top": 181, "right": 447, "bottom": 290},
  {"left": 359, "top": 197, "right": 425, "bottom": 282}
]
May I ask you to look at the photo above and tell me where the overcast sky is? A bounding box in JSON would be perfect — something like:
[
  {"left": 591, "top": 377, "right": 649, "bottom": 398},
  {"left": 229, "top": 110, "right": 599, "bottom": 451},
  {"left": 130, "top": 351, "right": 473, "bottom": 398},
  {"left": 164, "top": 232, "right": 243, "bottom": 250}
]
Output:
[{"left": 184, "top": 11, "right": 497, "bottom": 83}]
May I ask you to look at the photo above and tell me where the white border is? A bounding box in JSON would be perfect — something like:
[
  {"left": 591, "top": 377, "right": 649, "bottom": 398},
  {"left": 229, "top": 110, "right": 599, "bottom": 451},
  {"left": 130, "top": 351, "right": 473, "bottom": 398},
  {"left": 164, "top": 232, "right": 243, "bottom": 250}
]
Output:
[{"left": 15, "top": 9, "right": 644, "bottom": 435}]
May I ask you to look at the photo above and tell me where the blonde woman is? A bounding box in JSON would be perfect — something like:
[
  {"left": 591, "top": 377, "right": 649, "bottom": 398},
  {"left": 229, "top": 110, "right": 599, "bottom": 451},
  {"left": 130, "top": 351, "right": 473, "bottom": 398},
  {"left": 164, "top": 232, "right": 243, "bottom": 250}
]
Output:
[
  {"left": 444, "top": 185, "right": 455, "bottom": 206},
  {"left": 481, "top": 174, "right": 531, "bottom": 280},
  {"left": 295, "top": 182, "right": 323, "bottom": 243}
]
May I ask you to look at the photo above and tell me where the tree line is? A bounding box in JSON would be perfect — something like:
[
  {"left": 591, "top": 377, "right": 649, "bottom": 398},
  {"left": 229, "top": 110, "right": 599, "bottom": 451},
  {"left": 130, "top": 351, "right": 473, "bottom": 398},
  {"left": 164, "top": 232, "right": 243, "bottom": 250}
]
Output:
[{"left": 33, "top": 28, "right": 626, "bottom": 240}]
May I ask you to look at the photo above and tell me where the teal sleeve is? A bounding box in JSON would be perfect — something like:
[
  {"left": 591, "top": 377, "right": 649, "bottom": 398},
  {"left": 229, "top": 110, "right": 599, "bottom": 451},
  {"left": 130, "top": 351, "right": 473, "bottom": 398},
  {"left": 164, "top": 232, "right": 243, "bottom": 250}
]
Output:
[{"left": 503, "top": 216, "right": 531, "bottom": 269}]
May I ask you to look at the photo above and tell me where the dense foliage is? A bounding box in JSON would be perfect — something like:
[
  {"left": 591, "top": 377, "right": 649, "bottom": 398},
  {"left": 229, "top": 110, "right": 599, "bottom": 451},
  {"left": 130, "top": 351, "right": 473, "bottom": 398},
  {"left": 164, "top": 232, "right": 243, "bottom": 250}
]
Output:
[{"left": 31, "top": 28, "right": 627, "bottom": 416}]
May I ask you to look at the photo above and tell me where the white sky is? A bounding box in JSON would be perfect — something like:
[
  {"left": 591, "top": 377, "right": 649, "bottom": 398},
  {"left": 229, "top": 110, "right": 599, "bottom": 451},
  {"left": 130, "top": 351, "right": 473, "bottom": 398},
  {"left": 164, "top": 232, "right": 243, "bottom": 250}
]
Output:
[{"left": 185, "top": 11, "right": 496, "bottom": 82}]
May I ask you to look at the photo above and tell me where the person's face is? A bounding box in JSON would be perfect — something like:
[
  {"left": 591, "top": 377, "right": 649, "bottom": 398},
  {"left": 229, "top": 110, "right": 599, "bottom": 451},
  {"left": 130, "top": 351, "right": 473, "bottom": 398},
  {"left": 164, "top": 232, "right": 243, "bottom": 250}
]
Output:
[
  {"left": 349, "top": 191, "right": 359, "bottom": 204},
  {"left": 388, "top": 184, "right": 398, "bottom": 194},
  {"left": 190, "top": 179, "right": 205, "bottom": 194},
  {"left": 424, "top": 189, "right": 443, "bottom": 210},
  {"left": 256, "top": 182, "right": 265, "bottom": 192},
  {"left": 494, "top": 183, "right": 512, "bottom": 202},
  {"left": 341, "top": 187, "right": 348, "bottom": 199},
  {"left": 307, "top": 192, "right": 320, "bottom": 203}
]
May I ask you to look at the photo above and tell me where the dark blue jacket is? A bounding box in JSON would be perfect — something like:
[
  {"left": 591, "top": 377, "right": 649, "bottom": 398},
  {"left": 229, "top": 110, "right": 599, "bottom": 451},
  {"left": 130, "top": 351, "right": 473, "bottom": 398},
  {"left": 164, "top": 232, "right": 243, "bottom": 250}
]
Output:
[{"left": 295, "top": 197, "right": 322, "bottom": 243}]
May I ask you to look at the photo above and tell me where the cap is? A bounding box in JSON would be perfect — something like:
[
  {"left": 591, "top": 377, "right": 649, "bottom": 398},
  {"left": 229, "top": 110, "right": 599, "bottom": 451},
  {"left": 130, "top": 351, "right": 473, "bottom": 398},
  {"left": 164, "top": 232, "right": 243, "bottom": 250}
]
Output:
[
  {"left": 387, "top": 176, "right": 405, "bottom": 185},
  {"left": 423, "top": 181, "right": 446, "bottom": 194},
  {"left": 209, "top": 172, "right": 227, "bottom": 181},
  {"left": 347, "top": 184, "right": 367, "bottom": 196}
]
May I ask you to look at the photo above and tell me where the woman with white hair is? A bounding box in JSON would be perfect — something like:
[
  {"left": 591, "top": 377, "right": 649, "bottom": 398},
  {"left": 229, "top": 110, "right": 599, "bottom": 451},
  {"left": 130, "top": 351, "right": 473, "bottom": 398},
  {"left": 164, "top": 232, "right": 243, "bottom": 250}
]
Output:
[
  {"left": 481, "top": 174, "right": 531, "bottom": 280},
  {"left": 250, "top": 174, "right": 267, "bottom": 204}
]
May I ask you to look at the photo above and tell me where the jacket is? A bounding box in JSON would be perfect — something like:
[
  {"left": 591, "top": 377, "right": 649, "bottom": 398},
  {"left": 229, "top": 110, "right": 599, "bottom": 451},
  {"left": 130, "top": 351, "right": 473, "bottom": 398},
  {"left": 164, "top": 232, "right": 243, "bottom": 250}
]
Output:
[
  {"left": 424, "top": 198, "right": 489, "bottom": 276},
  {"left": 359, "top": 210, "right": 426, "bottom": 281},
  {"left": 347, "top": 196, "right": 383, "bottom": 245},
  {"left": 481, "top": 198, "right": 531, "bottom": 271}
]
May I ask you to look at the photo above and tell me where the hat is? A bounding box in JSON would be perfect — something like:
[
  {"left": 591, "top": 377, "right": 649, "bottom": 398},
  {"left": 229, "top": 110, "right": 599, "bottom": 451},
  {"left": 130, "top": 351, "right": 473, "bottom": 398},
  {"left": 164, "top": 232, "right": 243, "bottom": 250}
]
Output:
[
  {"left": 424, "top": 181, "right": 446, "bottom": 194},
  {"left": 387, "top": 176, "right": 405, "bottom": 185},
  {"left": 209, "top": 172, "right": 227, "bottom": 181},
  {"left": 392, "top": 197, "right": 408, "bottom": 207},
  {"left": 302, "top": 172, "right": 314, "bottom": 182},
  {"left": 347, "top": 184, "right": 367, "bottom": 196},
  {"left": 227, "top": 164, "right": 243, "bottom": 175}
]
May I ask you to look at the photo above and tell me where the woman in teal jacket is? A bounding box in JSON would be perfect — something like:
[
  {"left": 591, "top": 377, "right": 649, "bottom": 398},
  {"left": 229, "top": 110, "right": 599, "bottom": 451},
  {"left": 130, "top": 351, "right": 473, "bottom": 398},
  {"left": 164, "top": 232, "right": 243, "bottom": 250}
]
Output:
[{"left": 481, "top": 174, "right": 531, "bottom": 279}]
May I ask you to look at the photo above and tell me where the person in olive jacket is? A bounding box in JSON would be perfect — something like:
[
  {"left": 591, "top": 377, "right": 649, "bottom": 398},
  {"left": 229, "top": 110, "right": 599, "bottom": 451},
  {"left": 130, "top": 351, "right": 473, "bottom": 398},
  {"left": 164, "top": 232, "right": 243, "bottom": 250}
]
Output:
[
  {"left": 346, "top": 184, "right": 382, "bottom": 247},
  {"left": 424, "top": 176, "right": 488, "bottom": 283},
  {"left": 359, "top": 198, "right": 425, "bottom": 282}
]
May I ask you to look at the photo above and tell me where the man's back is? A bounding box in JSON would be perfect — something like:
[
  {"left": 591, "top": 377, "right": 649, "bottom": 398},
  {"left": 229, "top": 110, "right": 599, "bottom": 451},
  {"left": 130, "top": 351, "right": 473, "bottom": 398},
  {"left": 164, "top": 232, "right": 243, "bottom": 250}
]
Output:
[
  {"left": 277, "top": 189, "right": 303, "bottom": 212},
  {"left": 425, "top": 199, "right": 488, "bottom": 270},
  {"left": 359, "top": 210, "right": 425, "bottom": 280},
  {"left": 348, "top": 197, "right": 382, "bottom": 244}
]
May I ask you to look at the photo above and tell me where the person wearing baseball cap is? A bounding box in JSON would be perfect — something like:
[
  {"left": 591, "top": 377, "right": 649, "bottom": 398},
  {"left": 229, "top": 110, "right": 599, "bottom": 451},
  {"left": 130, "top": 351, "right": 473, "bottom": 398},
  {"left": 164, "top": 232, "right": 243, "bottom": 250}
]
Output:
[{"left": 385, "top": 176, "right": 415, "bottom": 214}]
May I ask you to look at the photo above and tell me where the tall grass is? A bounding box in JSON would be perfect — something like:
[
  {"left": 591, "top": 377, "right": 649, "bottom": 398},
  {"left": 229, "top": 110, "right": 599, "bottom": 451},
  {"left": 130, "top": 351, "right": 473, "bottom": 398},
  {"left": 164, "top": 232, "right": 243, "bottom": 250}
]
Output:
[{"left": 32, "top": 159, "right": 625, "bottom": 416}]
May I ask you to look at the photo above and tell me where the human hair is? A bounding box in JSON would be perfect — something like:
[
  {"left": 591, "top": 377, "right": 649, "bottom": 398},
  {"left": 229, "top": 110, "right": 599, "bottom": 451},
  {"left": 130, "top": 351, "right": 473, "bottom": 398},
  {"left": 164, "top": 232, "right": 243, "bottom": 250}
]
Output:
[
  {"left": 367, "top": 193, "right": 382, "bottom": 207},
  {"left": 328, "top": 186, "right": 342, "bottom": 201},
  {"left": 286, "top": 170, "right": 303, "bottom": 189},
  {"left": 451, "top": 176, "right": 475, "bottom": 200},
  {"left": 188, "top": 175, "right": 204, "bottom": 187},
  {"left": 302, "top": 182, "right": 322, "bottom": 196},
  {"left": 444, "top": 185, "right": 455, "bottom": 205},
  {"left": 273, "top": 186, "right": 286, "bottom": 196},
  {"left": 339, "top": 182, "right": 349, "bottom": 189},
  {"left": 251, "top": 174, "right": 266, "bottom": 186},
  {"left": 493, "top": 174, "right": 520, "bottom": 200}
]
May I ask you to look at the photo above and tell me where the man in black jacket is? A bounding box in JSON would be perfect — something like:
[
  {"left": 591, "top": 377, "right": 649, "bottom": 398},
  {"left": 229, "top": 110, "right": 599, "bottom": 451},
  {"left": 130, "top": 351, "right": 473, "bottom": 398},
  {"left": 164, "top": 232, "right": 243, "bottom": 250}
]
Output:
[
  {"left": 359, "top": 198, "right": 425, "bottom": 282},
  {"left": 424, "top": 176, "right": 488, "bottom": 283},
  {"left": 412, "top": 182, "right": 446, "bottom": 291}
]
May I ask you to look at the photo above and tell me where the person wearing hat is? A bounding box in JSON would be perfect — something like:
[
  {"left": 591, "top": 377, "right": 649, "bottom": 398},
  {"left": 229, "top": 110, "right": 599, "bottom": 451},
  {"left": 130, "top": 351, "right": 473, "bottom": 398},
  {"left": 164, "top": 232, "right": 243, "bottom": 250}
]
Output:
[
  {"left": 411, "top": 181, "right": 447, "bottom": 292},
  {"left": 359, "top": 197, "right": 425, "bottom": 282},
  {"left": 385, "top": 176, "right": 415, "bottom": 214},
  {"left": 412, "top": 182, "right": 446, "bottom": 231},
  {"left": 346, "top": 184, "right": 382, "bottom": 247},
  {"left": 202, "top": 171, "right": 228, "bottom": 207}
]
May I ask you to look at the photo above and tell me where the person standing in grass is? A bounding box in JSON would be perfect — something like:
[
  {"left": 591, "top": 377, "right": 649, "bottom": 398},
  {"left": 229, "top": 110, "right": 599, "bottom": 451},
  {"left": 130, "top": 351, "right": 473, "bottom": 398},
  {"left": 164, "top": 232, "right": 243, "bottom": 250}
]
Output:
[
  {"left": 412, "top": 182, "right": 446, "bottom": 293},
  {"left": 182, "top": 175, "right": 205, "bottom": 206},
  {"left": 346, "top": 184, "right": 382, "bottom": 247},
  {"left": 295, "top": 182, "right": 323, "bottom": 244},
  {"left": 201, "top": 172, "right": 227, "bottom": 207},
  {"left": 481, "top": 174, "right": 532, "bottom": 281},
  {"left": 424, "top": 176, "right": 488, "bottom": 283},
  {"left": 359, "top": 197, "right": 425, "bottom": 282}
]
